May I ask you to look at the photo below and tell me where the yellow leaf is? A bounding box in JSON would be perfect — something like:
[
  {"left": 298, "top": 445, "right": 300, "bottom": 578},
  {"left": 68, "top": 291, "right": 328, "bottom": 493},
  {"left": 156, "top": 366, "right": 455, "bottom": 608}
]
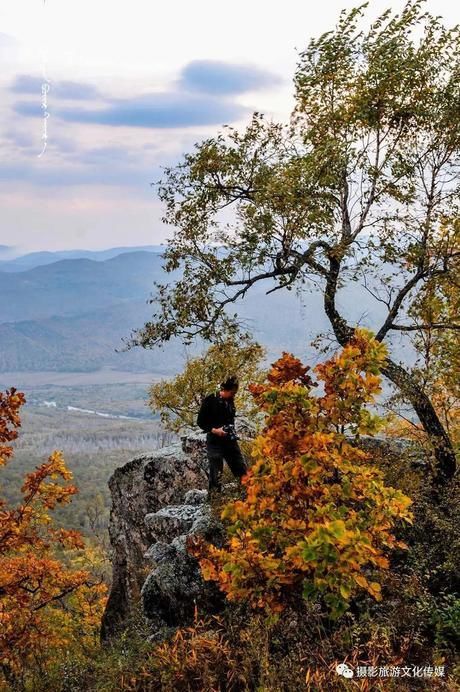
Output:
[{"left": 354, "top": 574, "right": 368, "bottom": 589}]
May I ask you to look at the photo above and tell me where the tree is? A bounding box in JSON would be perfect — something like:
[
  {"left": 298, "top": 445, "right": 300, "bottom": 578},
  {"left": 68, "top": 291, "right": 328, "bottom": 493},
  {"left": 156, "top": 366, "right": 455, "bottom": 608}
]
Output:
[
  {"left": 130, "top": 1, "right": 459, "bottom": 486},
  {"left": 149, "top": 334, "right": 266, "bottom": 432},
  {"left": 407, "top": 218, "right": 459, "bottom": 442},
  {"left": 188, "top": 330, "right": 413, "bottom": 619},
  {"left": 384, "top": 218, "right": 459, "bottom": 448},
  {"left": 0, "top": 389, "right": 107, "bottom": 686}
]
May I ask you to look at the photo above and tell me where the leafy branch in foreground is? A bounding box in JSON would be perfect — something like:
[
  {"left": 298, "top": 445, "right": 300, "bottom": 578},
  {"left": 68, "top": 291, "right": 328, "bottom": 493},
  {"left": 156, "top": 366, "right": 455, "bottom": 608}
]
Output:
[{"left": 0, "top": 388, "right": 107, "bottom": 687}]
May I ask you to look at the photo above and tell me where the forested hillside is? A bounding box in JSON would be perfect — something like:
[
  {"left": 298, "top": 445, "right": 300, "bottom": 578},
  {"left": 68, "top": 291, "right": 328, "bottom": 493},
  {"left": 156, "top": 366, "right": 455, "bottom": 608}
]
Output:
[
  {"left": 0, "top": 248, "right": 409, "bottom": 373},
  {"left": 0, "top": 251, "right": 168, "bottom": 321}
]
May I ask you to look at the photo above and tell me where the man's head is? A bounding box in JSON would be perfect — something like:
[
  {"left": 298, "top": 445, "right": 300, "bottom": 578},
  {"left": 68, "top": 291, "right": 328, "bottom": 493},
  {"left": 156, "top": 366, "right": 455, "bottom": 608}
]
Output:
[{"left": 219, "top": 375, "right": 239, "bottom": 399}]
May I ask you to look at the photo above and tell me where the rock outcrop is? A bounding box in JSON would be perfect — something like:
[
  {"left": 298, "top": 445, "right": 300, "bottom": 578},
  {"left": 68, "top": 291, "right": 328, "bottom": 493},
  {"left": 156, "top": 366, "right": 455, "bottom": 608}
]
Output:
[
  {"left": 101, "top": 423, "right": 419, "bottom": 643},
  {"left": 100, "top": 432, "right": 210, "bottom": 641},
  {"left": 141, "top": 487, "right": 227, "bottom": 631}
]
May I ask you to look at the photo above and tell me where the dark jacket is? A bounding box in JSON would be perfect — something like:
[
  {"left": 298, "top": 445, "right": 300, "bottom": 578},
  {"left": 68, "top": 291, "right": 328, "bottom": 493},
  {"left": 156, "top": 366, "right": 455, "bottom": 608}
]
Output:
[{"left": 197, "top": 391, "right": 236, "bottom": 434}]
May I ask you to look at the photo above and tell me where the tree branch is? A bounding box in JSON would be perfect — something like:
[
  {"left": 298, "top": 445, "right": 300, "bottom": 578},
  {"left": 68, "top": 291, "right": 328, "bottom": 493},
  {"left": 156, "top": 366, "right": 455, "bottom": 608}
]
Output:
[
  {"left": 375, "top": 269, "right": 425, "bottom": 341},
  {"left": 390, "top": 322, "right": 460, "bottom": 332}
]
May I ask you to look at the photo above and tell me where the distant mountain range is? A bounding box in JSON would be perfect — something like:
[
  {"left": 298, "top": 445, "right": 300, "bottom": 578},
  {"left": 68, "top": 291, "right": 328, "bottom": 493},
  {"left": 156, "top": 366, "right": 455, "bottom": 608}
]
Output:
[
  {"left": 0, "top": 246, "right": 413, "bottom": 374},
  {"left": 0, "top": 245, "right": 18, "bottom": 261},
  {"left": 0, "top": 245, "right": 164, "bottom": 272},
  {"left": 0, "top": 251, "right": 173, "bottom": 322}
]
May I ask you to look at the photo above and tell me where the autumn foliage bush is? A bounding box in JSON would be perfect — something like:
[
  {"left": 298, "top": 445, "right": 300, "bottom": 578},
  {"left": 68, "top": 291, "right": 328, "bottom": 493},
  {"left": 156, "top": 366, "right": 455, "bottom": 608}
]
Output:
[
  {"left": 0, "top": 388, "right": 107, "bottom": 689},
  {"left": 188, "top": 329, "right": 414, "bottom": 619}
]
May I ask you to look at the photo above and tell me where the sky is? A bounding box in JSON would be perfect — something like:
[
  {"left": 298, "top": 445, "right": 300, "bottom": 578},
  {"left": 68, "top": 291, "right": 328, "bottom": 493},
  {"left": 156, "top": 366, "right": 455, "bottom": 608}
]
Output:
[{"left": 0, "top": 0, "right": 458, "bottom": 255}]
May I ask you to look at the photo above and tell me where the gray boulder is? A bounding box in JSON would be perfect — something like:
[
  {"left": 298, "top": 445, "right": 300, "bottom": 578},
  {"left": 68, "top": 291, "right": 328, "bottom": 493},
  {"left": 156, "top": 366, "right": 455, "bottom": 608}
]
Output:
[
  {"left": 141, "top": 492, "right": 227, "bottom": 628},
  {"left": 145, "top": 504, "right": 202, "bottom": 542},
  {"left": 184, "top": 488, "right": 208, "bottom": 505},
  {"left": 100, "top": 436, "right": 209, "bottom": 641}
]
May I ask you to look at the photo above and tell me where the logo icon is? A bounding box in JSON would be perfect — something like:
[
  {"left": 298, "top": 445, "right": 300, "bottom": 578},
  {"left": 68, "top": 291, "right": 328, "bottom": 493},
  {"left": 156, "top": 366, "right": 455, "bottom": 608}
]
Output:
[{"left": 336, "top": 663, "right": 354, "bottom": 678}]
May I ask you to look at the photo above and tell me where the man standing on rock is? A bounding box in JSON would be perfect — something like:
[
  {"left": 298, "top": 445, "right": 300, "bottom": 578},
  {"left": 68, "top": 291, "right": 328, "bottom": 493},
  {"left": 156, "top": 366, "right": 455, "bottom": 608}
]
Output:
[{"left": 197, "top": 376, "right": 248, "bottom": 497}]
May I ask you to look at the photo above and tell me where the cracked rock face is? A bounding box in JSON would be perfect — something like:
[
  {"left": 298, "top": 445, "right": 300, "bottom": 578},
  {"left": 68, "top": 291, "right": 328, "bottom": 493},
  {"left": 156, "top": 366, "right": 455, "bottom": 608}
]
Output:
[
  {"left": 100, "top": 424, "right": 257, "bottom": 641},
  {"left": 141, "top": 491, "right": 227, "bottom": 628},
  {"left": 100, "top": 435, "right": 209, "bottom": 641},
  {"left": 145, "top": 504, "right": 202, "bottom": 542}
]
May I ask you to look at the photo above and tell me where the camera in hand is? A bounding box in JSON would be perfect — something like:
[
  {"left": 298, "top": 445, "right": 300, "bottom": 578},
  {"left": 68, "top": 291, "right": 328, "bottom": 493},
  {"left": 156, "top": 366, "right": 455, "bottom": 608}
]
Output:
[{"left": 222, "top": 424, "right": 240, "bottom": 441}]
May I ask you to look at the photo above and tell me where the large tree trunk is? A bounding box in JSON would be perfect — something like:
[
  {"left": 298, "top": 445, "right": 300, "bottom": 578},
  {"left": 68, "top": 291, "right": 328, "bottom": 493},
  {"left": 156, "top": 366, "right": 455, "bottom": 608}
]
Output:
[
  {"left": 380, "top": 358, "right": 457, "bottom": 485},
  {"left": 324, "top": 262, "right": 457, "bottom": 487}
]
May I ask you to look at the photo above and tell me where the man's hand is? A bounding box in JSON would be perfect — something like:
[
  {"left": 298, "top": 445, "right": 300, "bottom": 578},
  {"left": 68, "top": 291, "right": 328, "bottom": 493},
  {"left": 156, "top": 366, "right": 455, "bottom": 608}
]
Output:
[{"left": 211, "top": 427, "right": 227, "bottom": 437}]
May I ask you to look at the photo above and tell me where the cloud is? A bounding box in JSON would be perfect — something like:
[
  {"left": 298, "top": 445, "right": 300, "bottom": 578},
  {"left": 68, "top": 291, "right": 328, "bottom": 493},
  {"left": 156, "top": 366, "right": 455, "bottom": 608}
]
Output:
[
  {"left": 6, "top": 129, "right": 78, "bottom": 156},
  {"left": 180, "top": 60, "right": 282, "bottom": 94},
  {"left": 5, "top": 129, "right": 35, "bottom": 149},
  {"left": 12, "top": 101, "right": 43, "bottom": 118},
  {"left": 0, "top": 159, "right": 157, "bottom": 188},
  {"left": 14, "top": 92, "right": 247, "bottom": 128},
  {"left": 10, "top": 74, "right": 102, "bottom": 99},
  {"left": 10, "top": 75, "right": 44, "bottom": 93},
  {"left": 0, "top": 141, "right": 167, "bottom": 189},
  {"left": 50, "top": 136, "right": 78, "bottom": 154},
  {"left": 56, "top": 80, "right": 103, "bottom": 100},
  {"left": 10, "top": 59, "right": 282, "bottom": 130}
]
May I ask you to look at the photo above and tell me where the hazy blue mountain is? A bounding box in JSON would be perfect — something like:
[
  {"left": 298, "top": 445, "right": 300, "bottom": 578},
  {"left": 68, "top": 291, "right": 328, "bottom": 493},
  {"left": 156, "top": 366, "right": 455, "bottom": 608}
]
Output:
[
  {"left": 0, "top": 252, "right": 178, "bottom": 322},
  {"left": 0, "top": 245, "right": 18, "bottom": 260},
  {"left": 0, "top": 245, "right": 164, "bottom": 272},
  {"left": 0, "top": 249, "right": 414, "bottom": 373}
]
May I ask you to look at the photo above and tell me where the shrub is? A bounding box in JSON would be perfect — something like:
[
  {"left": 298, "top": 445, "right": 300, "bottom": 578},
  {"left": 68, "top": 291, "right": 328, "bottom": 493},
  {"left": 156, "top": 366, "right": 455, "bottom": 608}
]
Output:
[{"left": 188, "top": 330, "right": 413, "bottom": 619}]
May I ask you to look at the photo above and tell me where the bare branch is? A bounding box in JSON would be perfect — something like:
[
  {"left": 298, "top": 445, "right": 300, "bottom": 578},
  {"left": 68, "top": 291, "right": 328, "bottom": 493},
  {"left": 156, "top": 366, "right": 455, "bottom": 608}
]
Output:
[
  {"left": 376, "top": 269, "right": 425, "bottom": 341},
  {"left": 390, "top": 322, "right": 460, "bottom": 331}
]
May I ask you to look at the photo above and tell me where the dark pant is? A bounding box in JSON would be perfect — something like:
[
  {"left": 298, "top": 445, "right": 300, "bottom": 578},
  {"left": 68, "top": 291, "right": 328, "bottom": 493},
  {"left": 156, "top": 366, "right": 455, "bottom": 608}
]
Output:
[{"left": 206, "top": 433, "right": 248, "bottom": 491}]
